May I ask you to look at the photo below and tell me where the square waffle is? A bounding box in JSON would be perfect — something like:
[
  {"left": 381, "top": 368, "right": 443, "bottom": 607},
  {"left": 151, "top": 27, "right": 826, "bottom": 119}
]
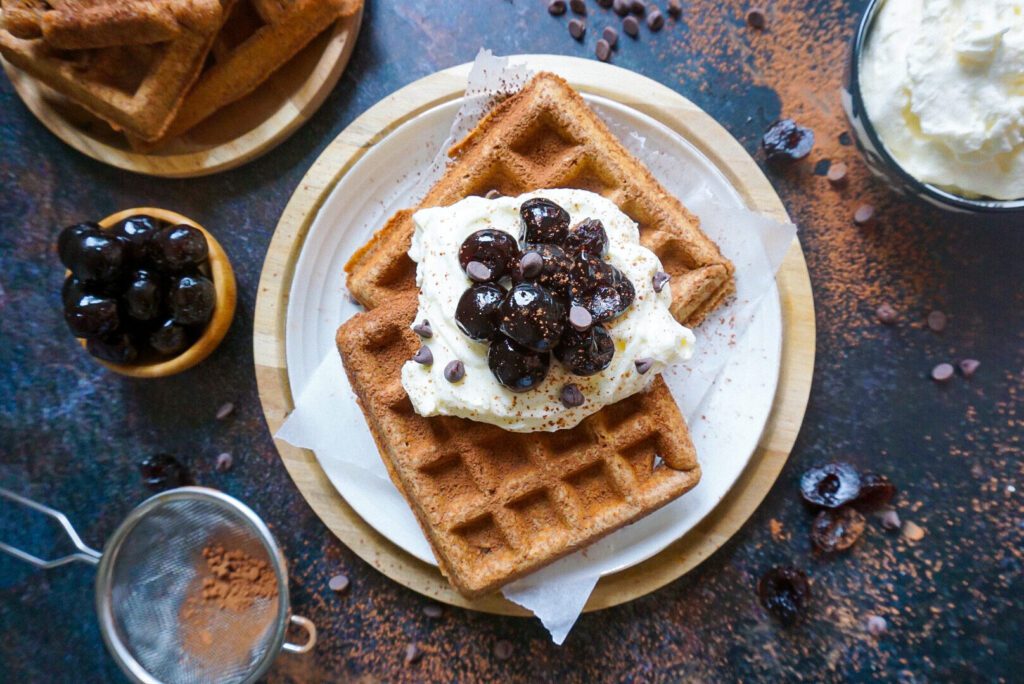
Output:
[
  {"left": 336, "top": 293, "right": 701, "bottom": 598},
  {"left": 345, "top": 71, "right": 735, "bottom": 328},
  {"left": 0, "top": 0, "right": 229, "bottom": 141}
]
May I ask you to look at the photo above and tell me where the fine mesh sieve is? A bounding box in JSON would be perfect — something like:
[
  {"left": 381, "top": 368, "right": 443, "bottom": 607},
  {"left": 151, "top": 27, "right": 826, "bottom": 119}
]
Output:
[{"left": 1, "top": 486, "right": 316, "bottom": 684}]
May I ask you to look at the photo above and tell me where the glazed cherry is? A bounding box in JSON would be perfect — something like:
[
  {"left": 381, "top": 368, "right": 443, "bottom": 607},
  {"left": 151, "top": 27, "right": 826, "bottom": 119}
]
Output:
[
  {"left": 758, "top": 566, "right": 810, "bottom": 626},
  {"left": 564, "top": 218, "right": 608, "bottom": 257},
  {"left": 169, "top": 274, "right": 215, "bottom": 326},
  {"left": 800, "top": 462, "right": 861, "bottom": 509},
  {"left": 498, "top": 282, "right": 565, "bottom": 353},
  {"left": 458, "top": 229, "right": 519, "bottom": 282},
  {"left": 488, "top": 335, "right": 550, "bottom": 392},
  {"left": 762, "top": 119, "right": 815, "bottom": 164},
  {"left": 138, "top": 453, "right": 190, "bottom": 491},
  {"left": 148, "top": 224, "right": 209, "bottom": 272},
  {"left": 569, "top": 255, "right": 634, "bottom": 322},
  {"left": 64, "top": 293, "right": 120, "bottom": 339},
  {"left": 554, "top": 324, "right": 615, "bottom": 376},
  {"left": 810, "top": 507, "right": 866, "bottom": 553},
  {"left": 111, "top": 215, "right": 162, "bottom": 264},
  {"left": 65, "top": 232, "right": 126, "bottom": 285},
  {"left": 87, "top": 332, "right": 139, "bottom": 364},
  {"left": 520, "top": 197, "right": 570, "bottom": 245},
  {"left": 57, "top": 222, "right": 100, "bottom": 269},
  {"left": 455, "top": 282, "right": 507, "bottom": 341},
  {"left": 855, "top": 472, "right": 897, "bottom": 509},
  {"left": 149, "top": 318, "right": 190, "bottom": 355},
  {"left": 61, "top": 276, "right": 87, "bottom": 308},
  {"left": 515, "top": 243, "right": 573, "bottom": 297},
  {"left": 124, "top": 270, "right": 162, "bottom": 322}
]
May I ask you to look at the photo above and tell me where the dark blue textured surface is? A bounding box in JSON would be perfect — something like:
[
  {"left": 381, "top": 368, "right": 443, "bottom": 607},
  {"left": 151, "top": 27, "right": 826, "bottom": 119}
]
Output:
[{"left": 2, "top": 1, "right": 1022, "bottom": 681}]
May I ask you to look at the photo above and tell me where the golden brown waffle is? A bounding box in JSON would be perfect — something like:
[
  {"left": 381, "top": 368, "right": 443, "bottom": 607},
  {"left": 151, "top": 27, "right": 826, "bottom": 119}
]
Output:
[
  {"left": 345, "top": 71, "right": 735, "bottom": 327},
  {"left": 0, "top": 0, "right": 228, "bottom": 141},
  {"left": 336, "top": 293, "right": 701, "bottom": 597},
  {"left": 130, "top": 0, "right": 362, "bottom": 148}
]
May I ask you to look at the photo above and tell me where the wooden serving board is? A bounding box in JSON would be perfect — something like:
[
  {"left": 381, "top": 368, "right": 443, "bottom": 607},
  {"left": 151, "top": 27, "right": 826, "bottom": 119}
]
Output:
[
  {"left": 254, "top": 55, "right": 816, "bottom": 615},
  {"left": 1, "top": 8, "right": 363, "bottom": 178}
]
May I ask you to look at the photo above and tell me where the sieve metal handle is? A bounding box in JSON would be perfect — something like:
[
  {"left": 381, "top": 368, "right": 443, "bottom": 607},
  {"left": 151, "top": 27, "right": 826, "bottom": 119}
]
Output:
[
  {"left": 281, "top": 614, "right": 317, "bottom": 654},
  {"left": 0, "top": 488, "right": 101, "bottom": 569}
]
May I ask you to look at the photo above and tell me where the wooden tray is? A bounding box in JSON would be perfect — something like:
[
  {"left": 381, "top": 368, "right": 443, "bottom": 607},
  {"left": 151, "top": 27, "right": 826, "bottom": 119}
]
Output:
[
  {"left": 254, "top": 55, "right": 816, "bottom": 615},
  {"left": 1, "top": 8, "right": 363, "bottom": 178}
]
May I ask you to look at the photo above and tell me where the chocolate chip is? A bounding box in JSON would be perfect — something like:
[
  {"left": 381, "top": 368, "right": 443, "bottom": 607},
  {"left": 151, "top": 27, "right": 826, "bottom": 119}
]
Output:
[
  {"left": 412, "top": 346, "right": 433, "bottom": 366},
  {"left": 561, "top": 383, "right": 585, "bottom": 408},
  {"left": 215, "top": 401, "right": 235, "bottom": 421},
  {"left": 613, "top": 0, "right": 630, "bottom": 15},
  {"left": 646, "top": 9, "right": 664, "bottom": 30},
  {"left": 827, "top": 162, "right": 848, "bottom": 186},
  {"left": 444, "top": 360, "right": 465, "bottom": 383},
  {"left": 602, "top": 25, "right": 619, "bottom": 47},
  {"left": 746, "top": 8, "right": 766, "bottom": 29},
  {"left": 667, "top": 0, "right": 682, "bottom": 16},
  {"left": 403, "top": 642, "right": 423, "bottom": 665},
  {"left": 520, "top": 251, "right": 543, "bottom": 279},
  {"left": 875, "top": 303, "right": 897, "bottom": 324},
  {"left": 878, "top": 507, "right": 901, "bottom": 531},
  {"left": 413, "top": 319, "right": 433, "bottom": 338},
  {"left": 853, "top": 204, "right": 876, "bottom": 226},
  {"left": 570, "top": 0, "right": 587, "bottom": 15},
  {"left": 931, "top": 363, "right": 954, "bottom": 382},
  {"left": 958, "top": 358, "right": 980, "bottom": 378},
  {"left": 215, "top": 452, "right": 233, "bottom": 472},
  {"left": 623, "top": 15, "right": 640, "bottom": 36},
  {"left": 328, "top": 573, "right": 349, "bottom": 593},
  {"left": 866, "top": 615, "right": 888, "bottom": 636},
  {"left": 466, "top": 260, "right": 492, "bottom": 282},
  {"left": 926, "top": 310, "right": 947, "bottom": 332},
  {"left": 596, "top": 0, "right": 612, "bottom": 6},
  {"left": 839, "top": 131, "right": 853, "bottom": 146},
  {"left": 652, "top": 271, "right": 670, "bottom": 293},
  {"left": 813, "top": 159, "right": 831, "bottom": 176},
  {"left": 630, "top": 0, "right": 646, "bottom": 14},
  {"left": 569, "top": 18, "right": 586, "bottom": 40},
  {"left": 596, "top": 38, "right": 612, "bottom": 61},
  {"left": 494, "top": 640, "right": 514, "bottom": 660},
  {"left": 635, "top": 357, "right": 654, "bottom": 374},
  {"left": 548, "top": 0, "right": 567, "bottom": 16},
  {"left": 423, "top": 604, "right": 443, "bottom": 618},
  {"left": 485, "top": 189, "right": 502, "bottom": 200},
  {"left": 569, "top": 305, "right": 593, "bottom": 332}
]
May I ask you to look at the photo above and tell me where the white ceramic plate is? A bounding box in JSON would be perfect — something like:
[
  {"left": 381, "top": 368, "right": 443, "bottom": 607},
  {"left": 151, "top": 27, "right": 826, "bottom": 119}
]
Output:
[{"left": 284, "top": 94, "right": 782, "bottom": 575}]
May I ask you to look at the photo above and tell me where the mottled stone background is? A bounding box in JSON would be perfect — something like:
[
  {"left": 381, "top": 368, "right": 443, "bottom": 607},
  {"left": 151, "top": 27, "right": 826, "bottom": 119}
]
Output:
[{"left": 1, "top": 1, "right": 1021, "bottom": 681}]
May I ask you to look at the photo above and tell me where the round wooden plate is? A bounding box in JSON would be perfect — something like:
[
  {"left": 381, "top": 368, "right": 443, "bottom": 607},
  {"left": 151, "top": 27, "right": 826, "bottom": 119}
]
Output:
[
  {"left": 254, "top": 55, "right": 816, "bottom": 615},
  {"left": 1, "top": 8, "right": 363, "bottom": 178}
]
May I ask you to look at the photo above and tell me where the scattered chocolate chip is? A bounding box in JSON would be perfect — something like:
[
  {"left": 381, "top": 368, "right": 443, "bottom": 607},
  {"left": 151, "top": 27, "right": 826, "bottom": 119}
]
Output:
[
  {"left": 548, "top": 0, "right": 567, "bottom": 16},
  {"left": 623, "top": 14, "right": 640, "bottom": 36},
  {"left": 568, "top": 18, "right": 586, "bottom": 39},
  {"left": 839, "top": 131, "right": 852, "bottom": 146},
  {"left": 215, "top": 452, "right": 233, "bottom": 472},
  {"left": 634, "top": 357, "right": 654, "bottom": 374},
  {"left": 485, "top": 189, "right": 502, "bottom": 200},
  {"left": 466, "top": 260, "right": 493, "bottom": 282},
  {"left": 646, "top": 9, "right": 664, "bottom": 30},
  {"left": 561, "top": 383, "right": 585, "bottom": 408},
  {"left": 519, "top": 251, "right": 544, "bottom": 279},
  {"left": 667, "top": 0, "right": 682, "bottom": 16},
  {"left": 811, "top": 506, "right": 866, "bottom": 552},
  {"left": 328, "top": 573, "right": 350, "bottom": 593},
  {"left": 494, "top": 640, "right": 514, "bottom": 660},
  {"left": 813, "top": 159, "right": 831, "bottom": 176},
  {"left": 853, "top": 204, "right": 876, "bottom": 226},
  {"left": 630, "top": 0, "right": 646, "bottom": 13},
  {"left": 931, "top": 363, "right": 954, "bottom": 382},
  {"left": 596, "top": 0, "right": 612, "bottom": 7},
  {"left": 652, "top": 271, "right": 670, "bottom": 293},
  {"left": 602, "top": 25, "right": 619, "bottom": 48},
  {"left": 901, "top": 520, "right": 925, "bottom": 542},
  {"left": 878, "top": 506, "right": 901, "bottom": 531},
  {"left": 827, "top": 162, "right": 849, "bottom": 186},
  {"left": 570, "top": 0, "right": 587, "bottom": 15},
  {"left": 423, "top": 604, "right": 443, "bottom": 618},
  {"left": 746, "top": 7, "right": 766, "bottom": 29},
  {"left": 444, "top": 360, "right": 465, "bottom": 383},
  {"left": 958, "top": 358, "right": 980, "bottom": 378},
  {"left": 412, "top": 346, "right": 433, "bottom": 366},
  {"left": 568, "top": 305, "right": 593, "bottom": 331},
  {"left": 875, "top": 303, "right": 897, "bottom": 324},
  {"left": 403, "top": 642, "right": 423, "bottom": 665},
  {"left": 613, "top": 0, "right": 630, "bottom": 15},
  {"left": 596, "top": 38, "right": 612, "bottom": 61},
  {"left": 413, "top": 319, "right": 433, "bottom": 338},
  {"left": 866, "top": 614, "right": 888, "bottom": 636},
  {"left": 215, "top": 402, "right": 235, "bottom": 420},
  {"left": 758, "top": 566, "right": 809, "bottom": 626},
  {"left": 926, "top": 310, "right": 947, "bottom": 332}
]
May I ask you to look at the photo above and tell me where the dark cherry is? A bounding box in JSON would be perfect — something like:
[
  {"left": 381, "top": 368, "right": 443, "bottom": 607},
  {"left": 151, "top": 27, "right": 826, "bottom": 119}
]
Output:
[
  {"left": 138, "top": 453, "right": 190, "bottom": 491},
  {"left": 149, "top": 318, "right": 190, "bottom": 356},
  {"left": 57, "top": 222, "right": 100, "bottom": 269},
  {"left": 758, "top": 566, "right": 810, "bottom": 626},
  {"left": 520, "top": 197, "right": 570, "bottom": 245},
  {"left": 169, "top": 274, "right": 215, "bottom": 326},
  {"left": 148, "top": 224, "right": 209, "bottom": 272},
  {"left": 455, "top": 282, "right": 507, "bottom": 341},
  {"left": 86, "top": 332, "right": 139, "bottom": 364},
  {"left": 61, "top": 276, "right": 87, "bottom": 308},
  {"left": 800, "top": 462, "right": 861, "bottom": 509},
  {"left": 488, "top": 335, "right": 550, "bottom": 392},
  {"left": 564, "top": 218, "right": 608, "bottom": 257},
  {"left": 554, "top": 324, "right": 615, "bottom": 376},
  {"left": 498, "top": 282, "right": 565, "bottom": 353},
  {"left": 762, "top": 119, "right": 815, "bottom": 164},
  {"left": 66, "top": 232, "right": 126, "bottom": 285},
  {"left": 515, "top": 243, "right": 573, "bottom": 298},
  {"left": 111, "top": 215, "right": 162, "bottom": 264},
  {"left": 570, "top": 255, "right": 634, "bottom": 322},
  {"left": 64, "top": 293, "right": 120, "bottom": 339},
  {"left": 124, "top": 269, "right": 162, "bottom": 321},
  {"left": 457, "top": 229, "right": 519, "bottom": 281},
  {"left": 810, "top": 507, "right": 866, "bottom": 553},
  {"left": 854, "top": 472, "right": 897, "bottom": 509}
]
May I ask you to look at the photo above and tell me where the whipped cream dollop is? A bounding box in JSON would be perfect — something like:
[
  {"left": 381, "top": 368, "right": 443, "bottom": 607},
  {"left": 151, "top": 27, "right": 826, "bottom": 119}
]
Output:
[
  {"left": 860, "top": 0, "right": 1024, "bottom": 200},
  {"left": 400, "top": 189, "right": 695, "bottom": 433}
]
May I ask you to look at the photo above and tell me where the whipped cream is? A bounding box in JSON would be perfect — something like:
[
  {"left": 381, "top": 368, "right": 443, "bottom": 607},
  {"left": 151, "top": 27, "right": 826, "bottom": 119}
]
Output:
[
  {"left": 860, "top": 0, "right": 1024, "bottom": 200},
  {"left": 400, "top": 189, "right": 695, "bottom": 433}
]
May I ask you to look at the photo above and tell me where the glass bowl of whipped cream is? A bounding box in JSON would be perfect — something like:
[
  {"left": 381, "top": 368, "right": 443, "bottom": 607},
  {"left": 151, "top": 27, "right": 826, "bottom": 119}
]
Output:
[{"left": 843, "top": 0, "right": 1024, "bottom": 214}]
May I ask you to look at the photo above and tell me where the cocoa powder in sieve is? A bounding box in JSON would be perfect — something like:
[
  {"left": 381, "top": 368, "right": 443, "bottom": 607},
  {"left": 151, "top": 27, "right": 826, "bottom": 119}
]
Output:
[{"left": 196, "top": 545, "right": 278, "bottom": 611}]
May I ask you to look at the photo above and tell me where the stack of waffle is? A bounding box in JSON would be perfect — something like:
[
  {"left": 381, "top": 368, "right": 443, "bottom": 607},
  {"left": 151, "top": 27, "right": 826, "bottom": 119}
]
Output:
[{"left": 0, "top": 0, "right": 361, "bottom": 147}]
